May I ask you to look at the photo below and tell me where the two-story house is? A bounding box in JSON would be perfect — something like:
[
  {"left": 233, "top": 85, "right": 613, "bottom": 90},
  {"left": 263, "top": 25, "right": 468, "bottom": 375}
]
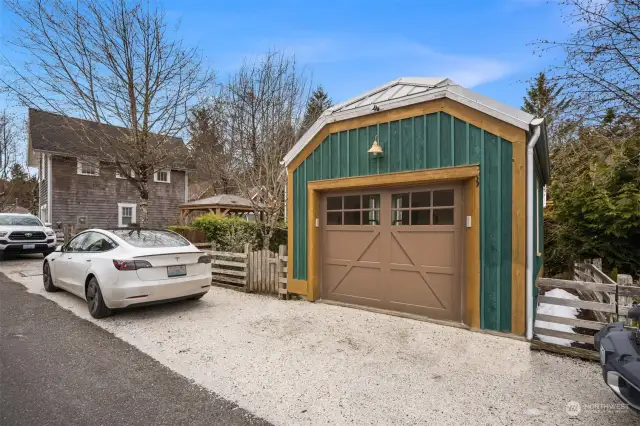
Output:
[{"left": 27, "top": 109, "right": 194, "bottom": 228}]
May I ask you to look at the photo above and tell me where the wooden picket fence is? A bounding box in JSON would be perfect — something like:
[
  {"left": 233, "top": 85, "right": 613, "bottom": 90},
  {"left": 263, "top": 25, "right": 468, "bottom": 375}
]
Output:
[
  {"left": 532, "top": 267, "right": 640, "bottom": 360},
  {"left": 202, "top": 243, "right": 288, "bottom": 298}
]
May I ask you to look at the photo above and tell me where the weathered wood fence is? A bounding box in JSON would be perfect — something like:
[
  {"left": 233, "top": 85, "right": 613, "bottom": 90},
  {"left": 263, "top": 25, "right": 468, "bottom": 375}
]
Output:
[
  {"left": 533, "top": 265, "right": 640, "bottom": 360},
  {"left": 203, "top": 244, "right": 288, "bottom": 298},
  {"left": 172, "top": 228, "right": 208, "bottom": 244}
]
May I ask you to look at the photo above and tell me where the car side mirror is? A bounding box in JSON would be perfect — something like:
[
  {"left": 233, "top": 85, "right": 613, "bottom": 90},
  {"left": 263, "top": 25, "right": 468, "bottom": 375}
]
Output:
[
  {"left": 44, "top": 222, "right": 52, "bottom": 227},
  {"left": 56, "top": 245, "right": 64, "bottom": 252},
  {"left": 628, "top": 305, "right": 640, "bottom": 321}
]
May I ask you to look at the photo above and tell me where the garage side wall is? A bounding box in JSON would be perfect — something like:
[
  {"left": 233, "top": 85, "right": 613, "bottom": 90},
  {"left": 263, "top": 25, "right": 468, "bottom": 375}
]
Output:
[{"left": 292, "top": 112, "right": 514, "bottom": 332}]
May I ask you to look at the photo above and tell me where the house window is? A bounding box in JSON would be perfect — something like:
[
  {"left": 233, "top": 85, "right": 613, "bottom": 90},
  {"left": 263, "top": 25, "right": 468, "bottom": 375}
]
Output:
[
  {"left": 116, "top": 168, "right": 135, "bottom": 179},
  {"left": 118, "top": 203, "right": 137, "bottom": 227},
  {"left": 77, "top": 159, "right": 99, "bottom": 176},
  {"left": 154, "top": 170, "right": 170, "bottom": 183}
]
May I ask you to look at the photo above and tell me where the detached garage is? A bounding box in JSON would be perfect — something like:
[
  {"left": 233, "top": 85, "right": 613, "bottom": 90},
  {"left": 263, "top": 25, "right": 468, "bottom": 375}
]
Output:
[{"left": 283, "top": 78, "right": 549, "bottom": 338}]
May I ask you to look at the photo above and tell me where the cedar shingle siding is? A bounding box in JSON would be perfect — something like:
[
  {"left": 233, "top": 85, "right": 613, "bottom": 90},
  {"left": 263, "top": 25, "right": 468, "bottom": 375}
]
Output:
[{"left": 51, "top": 156, "right": 185, "bottom": 228}]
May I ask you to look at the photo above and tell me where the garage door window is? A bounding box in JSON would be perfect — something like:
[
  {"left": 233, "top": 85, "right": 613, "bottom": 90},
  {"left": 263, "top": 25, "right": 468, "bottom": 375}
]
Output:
[
  {"left": 392, "top": 190, "right": 454, "bottom": 226},
  {"left": 327, "top": 194, "right": 380, "bottom": 225}
]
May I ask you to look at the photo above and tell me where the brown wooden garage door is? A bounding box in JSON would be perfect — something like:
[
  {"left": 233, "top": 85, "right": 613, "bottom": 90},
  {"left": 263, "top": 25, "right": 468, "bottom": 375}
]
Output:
[{"left": 321, "top": 184, "right": 463, "bottom": 321}]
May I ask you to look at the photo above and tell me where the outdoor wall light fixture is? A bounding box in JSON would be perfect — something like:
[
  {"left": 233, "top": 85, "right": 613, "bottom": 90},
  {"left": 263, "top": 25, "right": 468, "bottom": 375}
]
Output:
[{"left": 368, "top": 135, "right": 384, "bottom": 158}]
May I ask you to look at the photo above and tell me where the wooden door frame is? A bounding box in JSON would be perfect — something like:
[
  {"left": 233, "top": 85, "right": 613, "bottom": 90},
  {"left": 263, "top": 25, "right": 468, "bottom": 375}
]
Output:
[{"left": 306, "top": 164, "right": 481, "bottom": 328}]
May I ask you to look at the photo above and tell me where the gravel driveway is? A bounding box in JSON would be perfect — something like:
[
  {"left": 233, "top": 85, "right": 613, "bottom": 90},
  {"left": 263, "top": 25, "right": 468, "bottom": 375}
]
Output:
[{"left": 1, "top": 258, "right": 636, "bottom": 425}]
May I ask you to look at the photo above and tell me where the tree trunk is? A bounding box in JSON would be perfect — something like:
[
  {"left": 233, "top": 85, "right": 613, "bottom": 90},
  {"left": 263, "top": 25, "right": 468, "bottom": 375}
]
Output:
[
  {"left": 262, "top": 226, "right": 273, "bottom": 251},
  {"left": 138, "top": 183, "right": 149, "bottom": 226}
]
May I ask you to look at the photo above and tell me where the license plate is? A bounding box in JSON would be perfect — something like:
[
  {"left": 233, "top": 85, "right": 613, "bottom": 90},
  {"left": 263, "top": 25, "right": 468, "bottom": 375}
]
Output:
[
  {"left": 23, "top": 244, "right": 36, "bottom": 249},
  {"left": 167, "top": 265, "right": 187, "bottom": 277}
]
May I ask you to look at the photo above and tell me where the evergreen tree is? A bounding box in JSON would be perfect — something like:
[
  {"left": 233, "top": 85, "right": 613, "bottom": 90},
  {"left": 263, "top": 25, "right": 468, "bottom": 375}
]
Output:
[
  {"left": 301, "top": 86, "right": 332, "bottom": 134},
  {"left": 9, "top": 163, "right": 29, "bottom": 181},
  {"left": 522, "top": 72, "right": 569, "bottom": 141}
]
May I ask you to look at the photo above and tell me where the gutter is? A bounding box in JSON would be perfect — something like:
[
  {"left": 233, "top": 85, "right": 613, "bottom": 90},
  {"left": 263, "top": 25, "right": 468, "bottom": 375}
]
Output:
[{"left": 526, "top": 118, "right": 543, "bottom": 340}]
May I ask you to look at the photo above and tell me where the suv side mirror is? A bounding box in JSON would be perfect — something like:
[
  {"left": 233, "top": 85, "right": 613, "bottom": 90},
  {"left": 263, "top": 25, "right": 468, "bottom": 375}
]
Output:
[{"left": 628, "top": 305, "right": 640, "bottom": 321}]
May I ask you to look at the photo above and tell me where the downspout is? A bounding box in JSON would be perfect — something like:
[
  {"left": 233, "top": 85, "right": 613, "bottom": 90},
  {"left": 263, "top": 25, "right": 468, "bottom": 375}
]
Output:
[{"left": 526, "top": 118, "right": 543, "bottom": 340}]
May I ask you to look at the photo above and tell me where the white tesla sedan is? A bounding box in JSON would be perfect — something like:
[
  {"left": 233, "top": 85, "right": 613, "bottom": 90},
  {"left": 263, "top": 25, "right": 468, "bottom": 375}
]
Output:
[{"left": 43, "top": 228, "right": 212, "bottom": 318}]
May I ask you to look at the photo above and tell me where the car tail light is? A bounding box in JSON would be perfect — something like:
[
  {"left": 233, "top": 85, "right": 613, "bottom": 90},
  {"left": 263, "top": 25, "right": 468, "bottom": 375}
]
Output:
[
  {"left": 112, "top": 260, "right": 152, "bottom": 270},
  {"left": 198, "top": 255, "right": 212, "bottom": 264}
]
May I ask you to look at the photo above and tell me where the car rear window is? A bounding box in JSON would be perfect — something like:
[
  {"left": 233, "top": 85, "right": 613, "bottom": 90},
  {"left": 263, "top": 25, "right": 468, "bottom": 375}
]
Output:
[
  {"left": 0, "top": 215, "right": 43, "bottom": 226},
  {"left": 112, "top": 229, "right": 190, "bottom": 247}
]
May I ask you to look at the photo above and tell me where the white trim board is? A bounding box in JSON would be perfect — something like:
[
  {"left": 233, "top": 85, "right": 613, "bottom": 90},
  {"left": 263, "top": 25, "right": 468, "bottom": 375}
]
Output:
[{"left": 47, "top": 154, "right": 52, "bottom": 224}]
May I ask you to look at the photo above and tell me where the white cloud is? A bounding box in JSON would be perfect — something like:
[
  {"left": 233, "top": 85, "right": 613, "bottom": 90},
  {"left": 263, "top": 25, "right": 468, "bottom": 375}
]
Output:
[{"left": 271, "top": 34, "right": 516, "bottom": 88}]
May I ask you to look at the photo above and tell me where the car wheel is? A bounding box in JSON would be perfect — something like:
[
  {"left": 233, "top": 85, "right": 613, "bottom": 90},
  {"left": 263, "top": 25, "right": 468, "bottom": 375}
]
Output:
[
  {"left": 190, "top": 292, "right": 207, "bottom": 301},
  {"left": 86, "top": 277, "right": 113, "bottom": 319},
  {"left": 43, "top": 262, "right": 59, "bottom": 292}
]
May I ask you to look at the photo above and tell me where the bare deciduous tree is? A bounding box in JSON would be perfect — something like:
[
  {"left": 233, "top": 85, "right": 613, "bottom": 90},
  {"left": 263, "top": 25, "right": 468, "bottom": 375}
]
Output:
[
  {"left": 537, "top": 0, "right": 640, "bottom": 121},
  {"left": 0, "top": 111, "right": 20, "bottom": 180},
  {"left": 226, "top": 52, "right": 308, "bottom": 249},
  {"left": 2, "top": 0, "right": 213, "bottom": 224}
]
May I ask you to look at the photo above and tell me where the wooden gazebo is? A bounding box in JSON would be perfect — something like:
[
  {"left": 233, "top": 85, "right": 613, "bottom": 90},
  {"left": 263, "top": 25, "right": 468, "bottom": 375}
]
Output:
[{"left": 178, "top": 194, "right": 259, "bottom": 222}]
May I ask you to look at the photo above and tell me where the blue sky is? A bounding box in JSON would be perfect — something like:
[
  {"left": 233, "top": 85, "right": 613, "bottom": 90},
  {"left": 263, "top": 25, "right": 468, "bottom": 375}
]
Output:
[
  {"left": 162, "top": 0, "right": 570, "bottom": 108},
  {"left": 1, "top": 0, "right": 570, "bottom": 116}
]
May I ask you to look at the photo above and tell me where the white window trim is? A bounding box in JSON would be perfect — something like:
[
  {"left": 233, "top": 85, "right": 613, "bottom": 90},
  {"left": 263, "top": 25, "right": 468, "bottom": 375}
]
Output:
[
  {"left": 154, "top": 169, "right": 171, "bottom": 183},
  {"left": 116, "top": 168, "right": 135, "bottom": 179},
  {"left": 77, "top": 159, "right": 100, "bottom": 176},
  {"left": 117, "top": 203, "right": 137, "bottom": 228}
]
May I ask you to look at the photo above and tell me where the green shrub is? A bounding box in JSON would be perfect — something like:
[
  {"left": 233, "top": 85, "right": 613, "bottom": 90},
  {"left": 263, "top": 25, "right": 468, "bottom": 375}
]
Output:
[
  {"left": 167, "top": 225, "right": 194, "bottom": 233},
  {"left": 181, "top": 214, "right": 287, "bottom": 253}
]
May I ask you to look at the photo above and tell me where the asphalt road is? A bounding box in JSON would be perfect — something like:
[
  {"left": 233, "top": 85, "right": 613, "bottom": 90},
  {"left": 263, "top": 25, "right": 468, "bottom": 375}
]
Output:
[{"left": 0, "top": 272, "right": 270, "bottom": 426}]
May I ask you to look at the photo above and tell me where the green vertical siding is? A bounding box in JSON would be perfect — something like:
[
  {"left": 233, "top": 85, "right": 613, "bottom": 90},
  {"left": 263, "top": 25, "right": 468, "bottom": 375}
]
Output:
[
  {"left": 292, "top": 111, "right": 515, "bottom": 332},
  {"left": 500, "top": 142, "right": 513, "bottom": 332},
  {"left": 440, "top": 113, "right": 453, "bottom": 167},
  {"left": 482, "top": 133, "right": 500, "bottom": 330}
]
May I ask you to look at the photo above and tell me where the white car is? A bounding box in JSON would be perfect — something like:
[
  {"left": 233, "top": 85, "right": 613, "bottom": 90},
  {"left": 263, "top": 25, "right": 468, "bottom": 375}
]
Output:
[
  {"left": 43, "top": 228, "right": 212, "bottom": 318},
  {"left": 0, "top": 213, "right": 57, "bottom": 258}
]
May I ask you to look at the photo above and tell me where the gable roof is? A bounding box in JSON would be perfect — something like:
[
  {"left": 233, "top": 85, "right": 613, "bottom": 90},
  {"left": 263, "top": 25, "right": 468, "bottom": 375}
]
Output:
[
  {"left": 283, "top": 78, "right": 547, "bottom": 174},
  {"left": 180, "top": 194, "right": 259, "bottom": 210},
  {"left": 27, "top": 109, "right": 194, "bottom": 170}
]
